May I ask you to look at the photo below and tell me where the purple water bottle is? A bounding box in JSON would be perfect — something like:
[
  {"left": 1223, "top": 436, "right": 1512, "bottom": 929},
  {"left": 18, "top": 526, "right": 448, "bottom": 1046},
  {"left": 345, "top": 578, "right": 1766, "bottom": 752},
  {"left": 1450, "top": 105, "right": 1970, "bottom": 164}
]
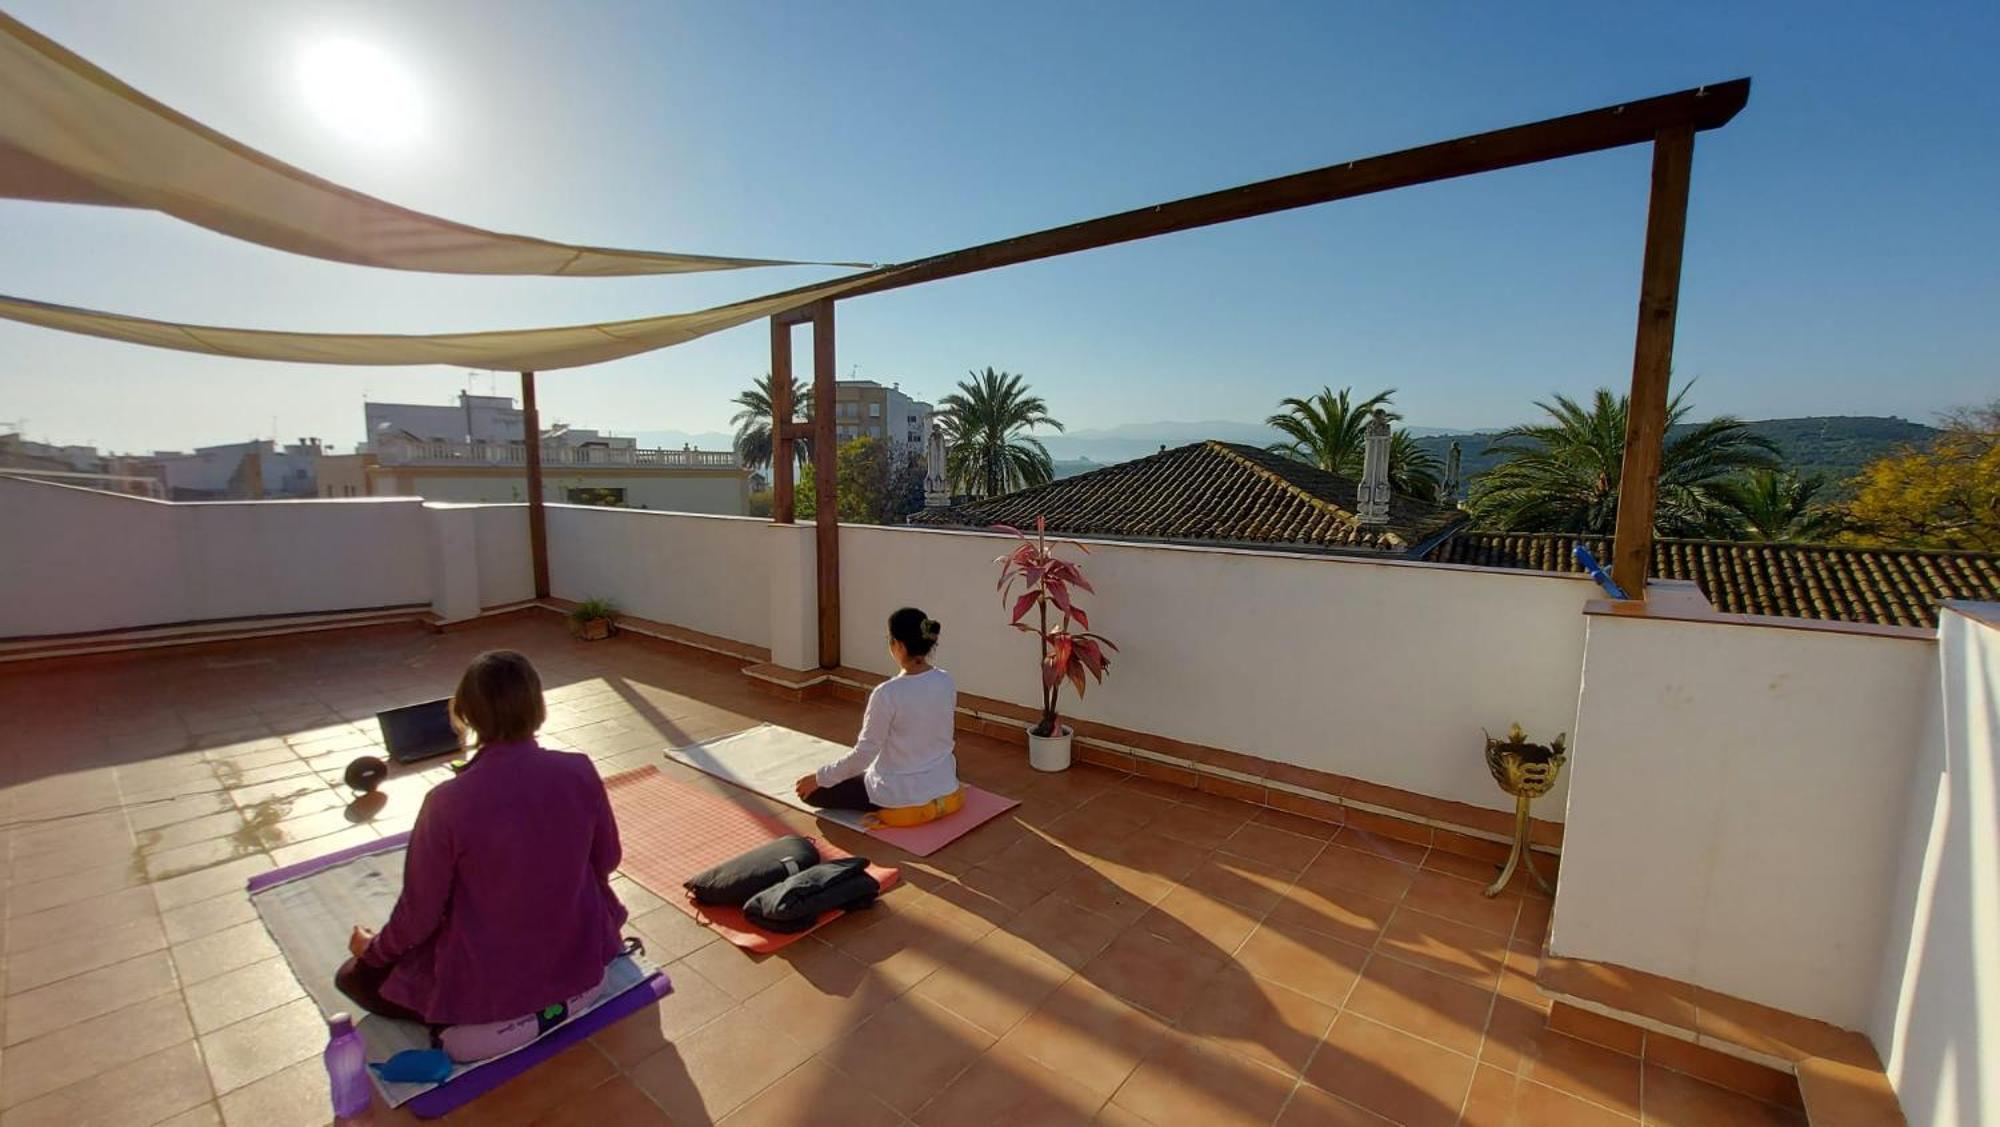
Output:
[{"left": 324, "top": 1012, "right": 372, "bottom": 1119}]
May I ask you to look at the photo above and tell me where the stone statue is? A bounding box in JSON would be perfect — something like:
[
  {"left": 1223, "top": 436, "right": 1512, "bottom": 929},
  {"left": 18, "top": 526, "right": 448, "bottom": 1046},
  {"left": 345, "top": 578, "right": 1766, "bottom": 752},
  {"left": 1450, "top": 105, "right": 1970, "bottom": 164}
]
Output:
[{"left": 923, "top": 419, "right": 950, "bottom": 508}]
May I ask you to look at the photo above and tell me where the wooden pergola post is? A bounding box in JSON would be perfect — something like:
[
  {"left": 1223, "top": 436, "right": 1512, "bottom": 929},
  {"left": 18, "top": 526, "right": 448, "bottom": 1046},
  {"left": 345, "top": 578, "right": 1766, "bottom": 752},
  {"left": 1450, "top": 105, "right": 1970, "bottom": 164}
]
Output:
[
  {"left": 769, "top": 317, "right": 795, "bottom": 524},
  {"left": 1609, "top": 125, "right": 1696, "bottom": 600},
  {"left": 810, "top": 300, "right": 840, "bottom": 669},
  {"left": 521, "top": 370, "right": 550, "bottom": 599}
]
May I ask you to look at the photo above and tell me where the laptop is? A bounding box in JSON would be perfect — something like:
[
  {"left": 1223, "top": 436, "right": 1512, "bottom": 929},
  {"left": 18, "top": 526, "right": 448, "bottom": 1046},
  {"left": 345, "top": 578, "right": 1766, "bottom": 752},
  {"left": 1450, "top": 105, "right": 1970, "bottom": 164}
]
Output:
[{"left": 375, "top": 698, "right": 464, "bottom": 764}]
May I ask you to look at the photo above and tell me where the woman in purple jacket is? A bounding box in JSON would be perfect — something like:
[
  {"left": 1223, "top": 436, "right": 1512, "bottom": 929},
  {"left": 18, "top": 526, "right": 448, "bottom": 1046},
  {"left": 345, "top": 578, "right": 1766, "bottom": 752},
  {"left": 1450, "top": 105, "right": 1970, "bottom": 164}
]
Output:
[{"left": 335, "top": 650, "right": 628, "bottom": 1028}]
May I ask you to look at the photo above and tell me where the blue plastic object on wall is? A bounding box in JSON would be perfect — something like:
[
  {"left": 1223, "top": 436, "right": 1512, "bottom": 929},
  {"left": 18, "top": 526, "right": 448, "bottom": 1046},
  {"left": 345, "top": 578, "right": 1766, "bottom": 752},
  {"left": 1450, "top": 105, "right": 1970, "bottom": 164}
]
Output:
[{"left": 1572, "top": 544, "right": 1629, "bottom": 600}]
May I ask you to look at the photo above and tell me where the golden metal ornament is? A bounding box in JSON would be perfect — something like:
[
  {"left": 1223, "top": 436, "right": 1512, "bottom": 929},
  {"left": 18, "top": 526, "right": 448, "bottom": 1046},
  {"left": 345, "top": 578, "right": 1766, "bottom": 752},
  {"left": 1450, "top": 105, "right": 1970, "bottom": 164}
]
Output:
[{"left": 1481, "top": 727, "right": 1567, "bottom": 898}]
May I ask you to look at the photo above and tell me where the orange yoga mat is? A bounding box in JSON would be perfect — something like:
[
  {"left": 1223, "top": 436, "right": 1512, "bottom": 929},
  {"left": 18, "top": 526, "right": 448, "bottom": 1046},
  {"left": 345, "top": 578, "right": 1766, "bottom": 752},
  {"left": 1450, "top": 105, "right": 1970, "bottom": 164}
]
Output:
[{"left": 604, "top": 766, "right": 899, "bottom": 954}]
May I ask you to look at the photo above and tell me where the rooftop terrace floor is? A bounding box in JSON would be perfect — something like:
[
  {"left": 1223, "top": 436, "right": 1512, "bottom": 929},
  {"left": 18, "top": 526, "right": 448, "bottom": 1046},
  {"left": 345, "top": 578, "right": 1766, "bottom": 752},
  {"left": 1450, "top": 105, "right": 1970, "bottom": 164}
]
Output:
[{"left": 0, "top": 615, "right": 1802, "bottom": 1125}]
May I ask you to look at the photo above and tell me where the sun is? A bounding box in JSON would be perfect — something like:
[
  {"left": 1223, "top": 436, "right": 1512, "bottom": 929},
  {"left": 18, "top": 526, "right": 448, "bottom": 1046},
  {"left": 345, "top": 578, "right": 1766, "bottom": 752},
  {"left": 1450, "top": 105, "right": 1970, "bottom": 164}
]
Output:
[{"left": 298, "top": 39, "right": 424, "bottom": 146}]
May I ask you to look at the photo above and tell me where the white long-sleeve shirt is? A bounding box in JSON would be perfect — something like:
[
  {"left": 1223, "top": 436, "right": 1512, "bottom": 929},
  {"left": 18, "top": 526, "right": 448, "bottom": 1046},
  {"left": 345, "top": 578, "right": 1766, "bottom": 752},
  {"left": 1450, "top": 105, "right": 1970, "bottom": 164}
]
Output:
[{"left": 814, "top": 667, "right": 960, "bottom": 807}]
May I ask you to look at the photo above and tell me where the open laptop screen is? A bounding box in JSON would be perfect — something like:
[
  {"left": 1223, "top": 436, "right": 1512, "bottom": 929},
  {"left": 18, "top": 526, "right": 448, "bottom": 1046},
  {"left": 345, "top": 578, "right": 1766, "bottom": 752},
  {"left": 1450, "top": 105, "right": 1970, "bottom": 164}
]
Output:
[{"left": 375, "top": 698, "right": 462, "bottom": 764}]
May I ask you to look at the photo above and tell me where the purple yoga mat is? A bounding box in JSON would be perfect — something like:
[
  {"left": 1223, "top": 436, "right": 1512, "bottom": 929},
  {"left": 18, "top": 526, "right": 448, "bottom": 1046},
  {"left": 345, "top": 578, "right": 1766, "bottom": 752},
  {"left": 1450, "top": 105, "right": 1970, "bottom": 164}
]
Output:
[{"left": 248, "top": 831, "right": 673, "bottom": 1119}]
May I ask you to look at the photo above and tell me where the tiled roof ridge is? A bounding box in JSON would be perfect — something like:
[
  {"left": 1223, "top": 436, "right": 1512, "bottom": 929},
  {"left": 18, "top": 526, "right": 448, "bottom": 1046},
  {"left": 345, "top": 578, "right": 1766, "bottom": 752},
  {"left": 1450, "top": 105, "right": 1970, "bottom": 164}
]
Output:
[
  {"left": 1450, "top": 529, "right": 1998, "bottom": 562},
  {"left": 1201, "top": 440, "right": 1373, "bottom": 534}
]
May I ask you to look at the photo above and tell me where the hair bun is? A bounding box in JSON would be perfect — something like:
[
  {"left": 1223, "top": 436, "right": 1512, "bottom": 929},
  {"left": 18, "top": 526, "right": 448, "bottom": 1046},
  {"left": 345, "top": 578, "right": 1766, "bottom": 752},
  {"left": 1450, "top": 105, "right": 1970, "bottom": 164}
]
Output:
[{"left": 920, "top": 618, "right": 942, "bottom": 641}]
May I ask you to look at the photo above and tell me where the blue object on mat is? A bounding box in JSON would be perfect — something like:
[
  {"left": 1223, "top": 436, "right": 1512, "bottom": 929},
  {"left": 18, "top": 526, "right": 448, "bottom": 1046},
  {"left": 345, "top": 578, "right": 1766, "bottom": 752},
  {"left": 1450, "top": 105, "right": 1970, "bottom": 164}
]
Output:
[
  {"left": 371, "top": 1049, "right": 454, "bottom": 1085},
  {"left": 1572, "top": 544, "right": 1628, "bottom": 599}
]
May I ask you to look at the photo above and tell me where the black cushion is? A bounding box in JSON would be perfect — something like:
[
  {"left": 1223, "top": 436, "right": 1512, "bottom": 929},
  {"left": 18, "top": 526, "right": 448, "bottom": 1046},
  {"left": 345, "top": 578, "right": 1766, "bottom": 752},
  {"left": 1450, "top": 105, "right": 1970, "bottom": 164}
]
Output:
[
  {"left": 683, "top": 836, "right": 820, "bottom": 906},
  {"left": 742, "top": 858, "right": 880, "bottom": 933}
]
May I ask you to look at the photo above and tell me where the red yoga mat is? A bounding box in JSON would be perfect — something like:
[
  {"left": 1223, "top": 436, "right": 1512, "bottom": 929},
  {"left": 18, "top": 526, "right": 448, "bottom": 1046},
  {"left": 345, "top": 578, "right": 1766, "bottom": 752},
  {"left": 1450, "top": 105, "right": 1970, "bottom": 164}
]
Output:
[{"left": 604, "top": 766, "right": 899, "bottom": 954}]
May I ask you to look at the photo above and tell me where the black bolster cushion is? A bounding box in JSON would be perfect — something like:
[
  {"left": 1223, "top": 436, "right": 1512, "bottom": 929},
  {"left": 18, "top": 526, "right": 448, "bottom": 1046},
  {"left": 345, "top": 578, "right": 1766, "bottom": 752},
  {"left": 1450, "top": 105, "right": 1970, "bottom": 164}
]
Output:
[
  {"left": 741, "top": 858, "right": 881, "bottom": 933},
  {"left": 683, "top": 835, "right": 820, "bottom": 906}
]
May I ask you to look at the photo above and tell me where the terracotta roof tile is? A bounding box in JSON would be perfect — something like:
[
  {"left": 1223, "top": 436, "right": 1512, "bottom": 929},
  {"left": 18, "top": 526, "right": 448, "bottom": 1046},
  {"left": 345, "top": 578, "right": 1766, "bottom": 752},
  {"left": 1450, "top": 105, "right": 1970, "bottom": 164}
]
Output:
[
  {"left": 1427, "top": 532, "right": 1999, "bottom": 629},
  {"left": 911, "top": 441, "right": 1466, "bottom": 554}
]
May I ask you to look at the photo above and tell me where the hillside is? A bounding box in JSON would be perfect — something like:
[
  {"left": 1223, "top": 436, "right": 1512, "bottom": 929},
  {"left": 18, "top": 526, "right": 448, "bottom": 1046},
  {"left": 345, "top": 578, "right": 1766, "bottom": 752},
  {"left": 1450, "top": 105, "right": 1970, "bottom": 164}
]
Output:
[{"left": 1412, "top": 416, "right": 1935, "bottom": 498}]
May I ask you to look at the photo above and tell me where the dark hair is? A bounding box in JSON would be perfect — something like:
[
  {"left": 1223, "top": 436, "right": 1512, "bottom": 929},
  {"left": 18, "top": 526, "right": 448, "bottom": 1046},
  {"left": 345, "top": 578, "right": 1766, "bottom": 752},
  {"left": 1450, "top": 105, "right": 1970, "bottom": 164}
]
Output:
[
  {"left": 450, "top": 650, "right": 546, "bottom": 746},
  {"left": 888, "top": 607, "right": 942, "bottom": 658}
]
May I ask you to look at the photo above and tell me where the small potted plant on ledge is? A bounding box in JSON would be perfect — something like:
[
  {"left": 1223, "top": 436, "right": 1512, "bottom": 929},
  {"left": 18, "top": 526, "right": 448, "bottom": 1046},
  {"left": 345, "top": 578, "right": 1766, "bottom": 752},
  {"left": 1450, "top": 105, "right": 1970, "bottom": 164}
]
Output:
[
  {"left": 569, "top": 598, "right": 619, "bottom": 641},
  {"left": 996, "top": 518, "right": 1116, "bottom": 771}
]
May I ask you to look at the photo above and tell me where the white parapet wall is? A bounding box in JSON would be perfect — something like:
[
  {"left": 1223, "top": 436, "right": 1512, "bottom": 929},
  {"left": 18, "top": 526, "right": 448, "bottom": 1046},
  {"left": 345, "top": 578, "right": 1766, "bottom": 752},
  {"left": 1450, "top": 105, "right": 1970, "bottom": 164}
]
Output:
[
  {"left": 836, "top": 524, "right": 1598, "bottom": 817},
  {"left": 1871, "top": 603, "right": 2000, "bottom": 1126},
  {"left": 545, "top": 504, "right": 773, "bottom": 648},
  {"left": 1552, "top": 607, "right": 1937, "bottom": 1031},
  {"left": 472, "top": 504, "right": 535, "bottom": 609},
  {"left": 0, "top": 475, "right": 432, "bottom": 636}
]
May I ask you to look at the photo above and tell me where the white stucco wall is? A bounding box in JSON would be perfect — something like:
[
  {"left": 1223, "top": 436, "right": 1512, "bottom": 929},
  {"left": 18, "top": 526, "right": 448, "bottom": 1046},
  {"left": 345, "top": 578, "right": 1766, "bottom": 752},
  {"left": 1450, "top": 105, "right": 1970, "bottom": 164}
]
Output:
[
  {"left": 835, "top": 524, "right": 1596, "bottom": 817},
  {"left": 0, "top": 476, "right": 431, "bottom": 636},
  {"left": 1871, "top": 604, "right": 2000, "bottom": 1126},
  {"left": 1551, "top": 611, "right": 1936, "bottom": 1030},
  {"left": 545, "top": 505, "right": 771, "bottom": 647},
  {"left": 373, "top": 471, "right": 746, "bottom": 514},
  {"left": 472, "top": 505, "right": 535, "bottom": 608}
]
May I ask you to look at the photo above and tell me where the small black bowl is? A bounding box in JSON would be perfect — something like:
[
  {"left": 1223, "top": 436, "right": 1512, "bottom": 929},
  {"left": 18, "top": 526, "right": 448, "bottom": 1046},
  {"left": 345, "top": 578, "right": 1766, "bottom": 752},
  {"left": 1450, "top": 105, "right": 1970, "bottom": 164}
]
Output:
[{"left": 343, "top": 755, "right": 390, "bottom": 795}]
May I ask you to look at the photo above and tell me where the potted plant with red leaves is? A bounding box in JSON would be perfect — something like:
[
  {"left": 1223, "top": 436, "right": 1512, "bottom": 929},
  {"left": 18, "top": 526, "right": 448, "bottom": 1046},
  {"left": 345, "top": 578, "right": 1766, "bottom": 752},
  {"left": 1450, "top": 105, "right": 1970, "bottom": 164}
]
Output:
[{"left": 995, "top": 517, "right": 1116, "bottom": 771}]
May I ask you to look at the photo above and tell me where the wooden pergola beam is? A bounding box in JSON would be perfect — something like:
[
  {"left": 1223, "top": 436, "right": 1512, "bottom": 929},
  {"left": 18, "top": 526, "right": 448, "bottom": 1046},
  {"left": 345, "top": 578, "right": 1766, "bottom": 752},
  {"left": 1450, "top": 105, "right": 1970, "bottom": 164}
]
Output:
[
  {"left": 769, "top": 319, "right": 795, "bottom": 523},
  {"left": 805, "top": 79, "right": 1747, "bottom": 303},
  {"left": 810, "top": 300, "right": 840, "bottom": 668},
  {"left": 521, "top": 370, "right": 550, "bottom": 599}
]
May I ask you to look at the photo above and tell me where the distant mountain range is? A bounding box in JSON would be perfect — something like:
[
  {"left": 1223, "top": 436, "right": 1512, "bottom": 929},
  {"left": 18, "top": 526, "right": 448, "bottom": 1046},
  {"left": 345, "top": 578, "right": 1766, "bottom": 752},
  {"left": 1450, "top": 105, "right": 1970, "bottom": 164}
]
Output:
[{"left": 1047, "top": 416, "right": 1938, "bottom": 494}]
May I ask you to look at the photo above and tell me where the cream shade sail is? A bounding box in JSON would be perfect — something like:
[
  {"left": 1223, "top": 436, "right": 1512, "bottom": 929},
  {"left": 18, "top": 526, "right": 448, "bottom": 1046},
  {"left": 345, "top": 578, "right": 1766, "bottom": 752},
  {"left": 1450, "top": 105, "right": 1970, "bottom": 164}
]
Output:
[
  {"left": 0, "top": 12, "right": 865, "bottom": 275},
  {"left": 0, "top": 273, "right": 882, "bottom": 371}
]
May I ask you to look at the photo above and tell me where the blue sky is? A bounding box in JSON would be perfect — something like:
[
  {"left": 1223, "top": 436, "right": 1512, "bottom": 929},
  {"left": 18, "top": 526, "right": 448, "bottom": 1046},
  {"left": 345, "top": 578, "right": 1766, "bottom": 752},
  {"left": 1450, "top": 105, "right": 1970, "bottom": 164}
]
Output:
[{"left": 1, "top": 1, "right": 1995, "bottom": 453}]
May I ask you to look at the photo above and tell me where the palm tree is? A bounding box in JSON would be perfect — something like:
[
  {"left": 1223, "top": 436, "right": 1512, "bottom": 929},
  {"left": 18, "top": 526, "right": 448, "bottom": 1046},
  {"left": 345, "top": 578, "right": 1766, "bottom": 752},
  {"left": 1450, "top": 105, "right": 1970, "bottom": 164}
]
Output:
[
  {"left": 939, "top": 368, "right": 1064, "bottom": 498},
  {"left": 1467, "top": 386, "right": 1779, "bottom": 536},
  {"left": 729, "top": 373, "right": 812, "bottom": 471},
  {"left": 1267, "top": 386, "right": 1443, "bottom": 502},
  {"left": 1267, "top": 387, "right": 1395, "bottom": 478},
  {"left": 1721, "top": 469, "right": 1840, "bottom": 542}
]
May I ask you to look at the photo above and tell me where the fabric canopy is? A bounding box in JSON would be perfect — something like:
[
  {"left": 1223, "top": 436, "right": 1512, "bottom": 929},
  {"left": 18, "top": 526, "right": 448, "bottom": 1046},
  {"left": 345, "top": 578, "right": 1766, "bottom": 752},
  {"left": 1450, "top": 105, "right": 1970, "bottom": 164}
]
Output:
[
  {"left": 0, "top": 12, "right": 865, "bottom": 276},
  {"left": 0, "top": 272, "right": 886, "bottom": 371}
]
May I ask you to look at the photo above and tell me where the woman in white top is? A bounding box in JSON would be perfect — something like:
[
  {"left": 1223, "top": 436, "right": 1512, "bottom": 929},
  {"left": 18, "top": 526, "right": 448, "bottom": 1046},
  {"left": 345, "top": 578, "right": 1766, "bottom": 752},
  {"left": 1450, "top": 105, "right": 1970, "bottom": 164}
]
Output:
[{"left": 794, "top": 607, "right": 959, "bottom": 812}]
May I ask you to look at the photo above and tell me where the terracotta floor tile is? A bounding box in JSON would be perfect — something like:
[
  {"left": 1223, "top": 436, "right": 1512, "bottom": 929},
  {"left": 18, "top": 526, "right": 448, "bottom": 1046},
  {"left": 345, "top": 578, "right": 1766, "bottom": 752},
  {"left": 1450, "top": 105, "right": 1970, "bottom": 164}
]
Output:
[
  {"left": 185, "top": 954, "right": 309, "bottom": 1035},
  {"left": 527, "top": 1076, "right": 673, "bottom": 1127},
  {"left": 1400, "top": 869, "right": 1522, "bottom": 937},
  {"left": 161, "top": 892, "right": 261, "bottom": 945},
  {"left": 1498, "top": 943, "right": 1547, "bottom": 1008},
  {"left": 1640, "top": 1063, "right": 1805, "bottom": 1125},
  {"left": 733, "top": 942, "right": 898, "bottom": 1052},
  {"left": 1295, "top": 846, "right": 1418, "bottom": 902},
  {"left": 5, "top": 884, "right": 159, "bottom": 955},
  {"left": 1514, "top": 895, "right": 1553, "bottom": 947},
  {"left": 1050, "top": 863, "right": 1175, "bottom": 926},
  {"left": 626, "top": 903, "right": 720, "bottom": 964},
  {"left": 1179, "top": 965, "right": 1337, "bottom": 1075},
  {"left": 1421, "top": 847, "right": 1506, "bottom": 886},
  {"left": 1794, "top": 1056, "right": 1903, "bottom": 1127},
  {"left": 1303, "top": 1012, "right": 1477, "bottom": 1127},
  {"left": 212, "top": 1056, "right": 327, "bottom": 1127},
  {"left": 0, "top": 991, "right": 195, "bottom": 1108},
  {"left": 1234, "top": 922, "right": 1370, "bottom": 1007},
  {"left": 1275, "top": 1082, "right": 1401, "bottom": 1125},
  {"left": 1482, "top": 1004, "right": 1642, "bottom": 1118},
  {"left": 436, "top": 1040, "right": 615, "bottom": 1124},
  {"left": 675, "top": 932, "right": 799, "bottom": 1001},
  {"left": 1182, "top": 852, "right": 1302, "bottom": 914},
  {"left": 0, "top": 1041, "right": 214, "bottom": 1127},
  {"left": 1332, "top": 826, "right": 1432, "bottom": 866},
  {"left": 1110, "top": 1032, "right": 1298, "bottom": 1126},
  {"left": 3, "top": 949, "right": 180, "bottom": 1046},
  {"left": 997, "top": 977, "right": 1176, "bottom": 1100},
  {"left": 1549, "top": 1002, "right": 1646, "bottom": 1057},
  {"left": 1004, "top": 892, "right": 1130, "bottom": 969},
  {"left": 1265, "top": 881, "right": 1397, "bottom": 949},
  {"left": 915, "top": 925, "right": 1073, "bottom": 1038},
  {"left": 171, "top": 918, "right": 281, "bottom": 987},
  {"left": 1461, "top": 1064, "right": 1636, "bottom": 1126},
  {"left": 710, "top": 1059, "right": 896, "bottom": 1126},
  {"left": 1377, "top": 907, "right": 1509, "bottom": 989},
  {"left": 1151, "top": 803, "right": 1254, "bottom": 850},
  {"left": 916, "top": 1050, "right": 1103, "bottom": 1126},
  {"left": 1538, "top": 957, "right": 1697, "bottom": 1032},
  {"left": 1345, "top": 951, "right": 1498, "bottom": 1056},
  {"left": 978, "top": 832, "right": 1084, "bottom": 893},
  {"left": 1218, "top": 822, "right": 1327, "bottom": 870},
  {"left": 1138, "top": 886, "right": 1262, "bottom": 952},
  {"left": 819, "top": 992, "right": 995, "bottom": 1114},
  {"left": 1096, "top": 832, "right": 1213, "bottom": 883},
  {"left": 1082, "top": 788, "right": 1183, "bottom": 828},
  {"left": 1082, "top": 926, "right": 1228, "bottom": 1021},
  {"left": 627, "top": 1006, "right": 812, "bottom": 1124},
  {"left": 590, "top": 963, "right": 736, "bottom": 1067},
  {"left": 1253, "top": 808, "right": 1344, "bottom": 841},
  {"left": 198, "top": 996, "right": 325, "bottom": 1095},
  {"left": 828, "top": 910, "right": 967, "bottom": 992}
]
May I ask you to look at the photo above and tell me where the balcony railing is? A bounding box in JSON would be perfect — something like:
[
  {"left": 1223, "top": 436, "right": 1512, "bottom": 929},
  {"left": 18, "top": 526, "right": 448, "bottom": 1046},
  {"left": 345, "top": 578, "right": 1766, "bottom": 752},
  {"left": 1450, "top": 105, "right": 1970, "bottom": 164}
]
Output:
[{"left": 371, "top": 440, "right": 738, "bottom": 469}]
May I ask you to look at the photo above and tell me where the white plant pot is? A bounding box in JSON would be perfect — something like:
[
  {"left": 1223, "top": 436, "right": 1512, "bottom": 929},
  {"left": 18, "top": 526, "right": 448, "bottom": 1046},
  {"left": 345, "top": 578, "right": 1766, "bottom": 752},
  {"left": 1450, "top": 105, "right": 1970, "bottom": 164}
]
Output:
[{"left": 1027, "top": 725, "right": 1074, "bottom": 772}]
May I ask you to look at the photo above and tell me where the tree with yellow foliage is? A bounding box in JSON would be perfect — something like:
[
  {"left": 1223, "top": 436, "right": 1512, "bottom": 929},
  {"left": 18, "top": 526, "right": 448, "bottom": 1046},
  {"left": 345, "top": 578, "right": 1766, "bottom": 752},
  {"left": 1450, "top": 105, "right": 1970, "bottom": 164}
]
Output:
[{"left": 1842, "top": 400, "right": 2000, "bottom": 550}]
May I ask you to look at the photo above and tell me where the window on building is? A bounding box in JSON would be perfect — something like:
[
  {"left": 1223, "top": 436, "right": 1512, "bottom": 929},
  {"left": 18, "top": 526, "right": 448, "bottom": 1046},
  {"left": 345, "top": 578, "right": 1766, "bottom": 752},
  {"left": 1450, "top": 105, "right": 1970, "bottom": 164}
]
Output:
[
  {"left": 564, "top": 486, "right": 626, "bottom": 507},
  {"left": 869, "top": 402, "right": 882, "bottom": 418},
  {"left": 869, "top": 425, "right": 882, "bottom": 439}
]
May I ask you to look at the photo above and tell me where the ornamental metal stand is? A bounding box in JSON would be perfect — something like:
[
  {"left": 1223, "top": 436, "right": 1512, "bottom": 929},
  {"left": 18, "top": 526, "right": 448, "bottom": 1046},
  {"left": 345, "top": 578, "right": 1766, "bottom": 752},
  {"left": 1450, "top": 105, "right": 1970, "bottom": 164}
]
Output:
[{"left": 1482, "top": 726, "right": 1567, "bottom": 898}]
